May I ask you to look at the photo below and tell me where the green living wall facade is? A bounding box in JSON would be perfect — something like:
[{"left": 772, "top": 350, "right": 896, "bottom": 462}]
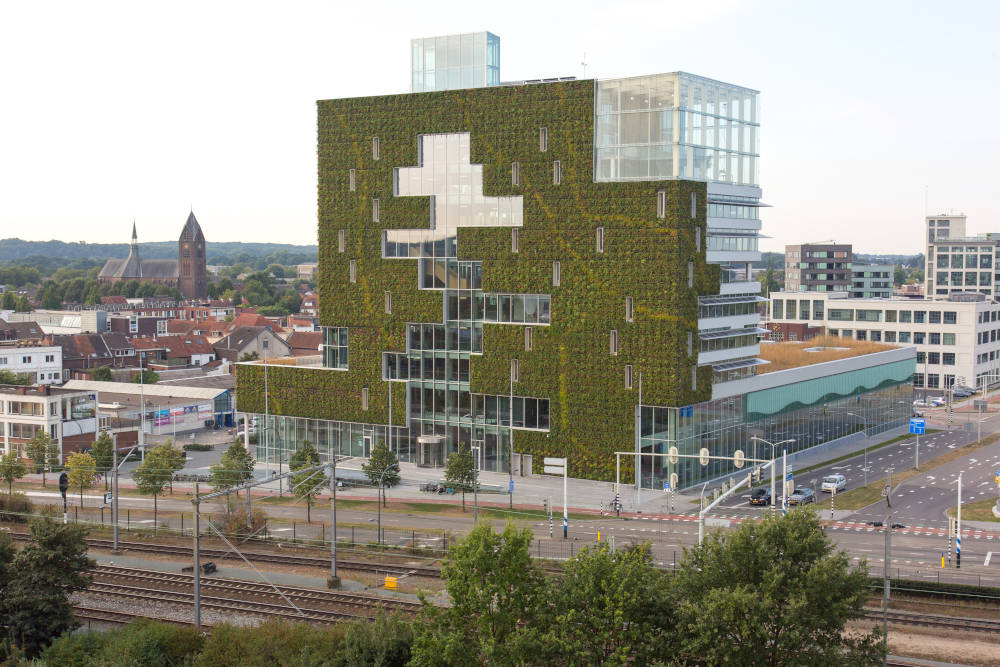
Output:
[{"left": 236, "top": 79, "right": 718, "bottom": 480}]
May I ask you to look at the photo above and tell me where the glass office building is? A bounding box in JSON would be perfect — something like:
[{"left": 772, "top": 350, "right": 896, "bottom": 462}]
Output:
[{"left": 411, "top": 32, "right": 500, "bottom": 92}]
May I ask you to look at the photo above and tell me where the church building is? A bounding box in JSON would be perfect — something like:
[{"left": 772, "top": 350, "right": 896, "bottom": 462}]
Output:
[{"left": 98, "top": 212, "right": 208, "bottom": 299}]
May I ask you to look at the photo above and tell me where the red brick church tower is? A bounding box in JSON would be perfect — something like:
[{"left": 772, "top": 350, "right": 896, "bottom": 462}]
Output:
[{"left": 178, "top": 211, "right": 207, "bottom": 299}]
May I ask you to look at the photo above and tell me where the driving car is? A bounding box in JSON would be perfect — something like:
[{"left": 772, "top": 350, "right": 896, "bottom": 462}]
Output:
[
  {"left": 749, "top": 487, "right": 771, "bottom": 506},
  {"left": 930, "top": 397, "right": 947, "bottom": 407},
  {"left": 912, "top": 399, "right": 928, "bottom": 408},
  {"left": 820, "top": 474, "right": 847, "bottom": 493},
  {"left": 787, "top": 487, "right": 816, "bottom": 506},
  {"left": 952, "top": 389, "right": 972, "bottom": 398}
]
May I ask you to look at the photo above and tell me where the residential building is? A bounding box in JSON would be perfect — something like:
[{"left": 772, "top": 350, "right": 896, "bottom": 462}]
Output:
[
  {"left": 783, "top": 243, "right": 851, "bottom": 292},
  {"left": 130, "top": 335, "right": 216, "bottom": 369},
  {"left": 0, "top": 384, "right": 98, "bottom": 460},
  {"left": 214, "top": 326, "right": 290, "bottom": 363},
  {"left": 924, "top": 214, "right": 1000, "bottom": 300},
  {"left": 0, "top": 321, "right": 46, "bottom": 347},
  {"left": 287, "top": 314, "right": 317, "bottom": 332},
  {"left": 850, "top": 262, "right": 893, "bottom": 299},
  {"left": 300, "top": 290, "right": 318, "bottom": 316},
  {"left": 410, "top": 31, "right": 499, "bottom": 93},
  {"left": 285, "top": 331, "right": 322, "bottom": 356},
  {"left": 296, "top": 263, "right": 318, "bottom": 280},
  {"left": 221, "top": 312, "right": 284, "bottom": 338},
  {"left": 236, "top": 37, "right": 782, "bottom": 489},
  {"left": 51, "top": 333, "right": 135, "bottom": 379},
  {"left": 0, "top": 346, "right": 62, "bottom": 384},
  {"left": 769, "top": 290, "right": 1000, "bottom": 393}
]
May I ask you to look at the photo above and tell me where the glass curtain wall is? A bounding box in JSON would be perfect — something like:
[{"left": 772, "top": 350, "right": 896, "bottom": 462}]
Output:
[{"left": 411, "top": 32, "right": 499, "bottom": 93}]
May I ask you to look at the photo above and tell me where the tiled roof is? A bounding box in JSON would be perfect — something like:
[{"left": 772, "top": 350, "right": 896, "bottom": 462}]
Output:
[
  {"left": 50, "top": 333, "right": 131, "bottom": 360},
  {"left": 222, "top": 312, "right": 284, "bottom": 336},
  {"left": 286, "top": 331, "right": 322, "bottom": 353}
]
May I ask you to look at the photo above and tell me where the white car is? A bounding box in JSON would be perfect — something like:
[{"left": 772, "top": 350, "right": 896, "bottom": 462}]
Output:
[
  {"left": 930, "top": 397, "right": 947, "bottom": 407},
  {"left": 821, "top": 474, "right": 847, "bottom": 493},
  {"left": 912, "top": 400, "right": 928, "bottom": 408}
]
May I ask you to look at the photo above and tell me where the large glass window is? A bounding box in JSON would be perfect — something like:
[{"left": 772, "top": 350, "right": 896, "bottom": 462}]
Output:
[{"left": 322, "top": 327, "right": 349, "bottom": 369}]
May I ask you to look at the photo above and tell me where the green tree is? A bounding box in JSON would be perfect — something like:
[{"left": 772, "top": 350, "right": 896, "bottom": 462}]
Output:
[
  {"left": 1, "top": 519, "right": 94, "bottom": 658},
  {"left": 65, "top": 451, "right": 97, "bottom": 507},
  {"left": 338, "top": 608, "right": 414, "bottom": 666},
  {"left": 0, "top": 291, "right": 14, "bottom": 310},
  {"left": 132, "top": 369, "right": 159, "bottom": 384},
  {"left": 362, "top": 442, "right": 399, "bottom": 507},
  {"left": 132, "top": 444, "right": 174, "bottom": 525},
  {"left": 24, "top": 431, "right": 55, "bottom": 487},
  {"left": 289, "top": 440, "right": 323, "bottom": 523},
  {"left": 238, "top": 351, "right": 259, "bottom": 362},
  {"left": 670, "top": 510, "right": 883, "bottom": 666},
  {"left": 0, "top": 369, "right": 32, "bottom": 385},
  {"left": 443, "top": 445, "right": 475, "bottom": 512},
  {"left": 162, "top": 440, "right": 186, "bottom": 494},
  {"left": 893, "top": 265, "right": 906, "bottom": 287},
  {"left": 210, "top": 441, "right": 256, "bottom": 506},
  {"left": 0, "top": 452, "right": 27, "bottom": 494},
  {"left": 91, "top": 431, "right": 114, "bottom": 491},
  {"left": 411, "top": 522, "right": 548, "bottom": 666},
  {"left": 91, "top": 365, "right": 112, "bottom": 381}
]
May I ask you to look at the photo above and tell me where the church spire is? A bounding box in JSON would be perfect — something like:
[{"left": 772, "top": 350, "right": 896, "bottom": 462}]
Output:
[{"left": 131, "top": 220, "right": 138, "bottom": 247}]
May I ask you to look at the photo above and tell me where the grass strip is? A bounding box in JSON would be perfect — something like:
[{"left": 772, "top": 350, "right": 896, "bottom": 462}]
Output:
[{"left": 946, "top": 498, "right": 1000, "bottom": 523}]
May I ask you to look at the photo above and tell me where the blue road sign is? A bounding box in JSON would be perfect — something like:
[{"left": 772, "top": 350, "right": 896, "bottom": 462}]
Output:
[
  {"left": 663, "top": 481, "right": 670, "bottom": 491},
  {"left": 909, "top": 417, "right": 926, "bottom": 435},
  {"left": 508, "top": 479, "right": 514, "bottom": 493}
]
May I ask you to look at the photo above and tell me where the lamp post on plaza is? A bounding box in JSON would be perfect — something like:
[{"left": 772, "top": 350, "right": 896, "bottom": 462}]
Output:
[
  {"left": 376, "top": 463, "right": 400, "bottom": 545},
  {"left": 847, "top": 411, "right": 870, "bottom": 485},
  {"left": 751, "top": 437, "right": 795, "bottom": 515}
]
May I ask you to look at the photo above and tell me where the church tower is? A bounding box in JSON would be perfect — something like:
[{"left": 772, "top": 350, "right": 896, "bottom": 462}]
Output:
[{"left": 178, "top": 211, "right": 207, "bottom": 299}]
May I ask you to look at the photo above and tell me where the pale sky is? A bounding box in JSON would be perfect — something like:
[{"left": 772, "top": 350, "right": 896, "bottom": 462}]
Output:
[{"left": 1, "top": 0, "right": 997, "bottom": 254}]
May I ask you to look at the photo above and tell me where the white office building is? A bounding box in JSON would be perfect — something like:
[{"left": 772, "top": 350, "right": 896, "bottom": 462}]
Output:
[
  {"left": 769, "top": 290, "right": 1000, "bottom": 393},
  {"left": 850, "top": 262, "right": 893, "bottom": 299},
  {"left": 0, "top": 346, "right": 62, "bottom": 385},
  {"left": 924, "top": 213, "right": 1000, "bottom": 301}
]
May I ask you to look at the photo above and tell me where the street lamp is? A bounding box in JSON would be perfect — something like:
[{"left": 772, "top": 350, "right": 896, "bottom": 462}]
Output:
[
  {"left": 847, "top": 411, "right": 869, "bottom": 485},
  {"left": 751, "top": 437, "right": 795, "bottom": 515},
  {"left": 376, "top": 463, "right": 400, "bottom": 545},
  {"left": 471, "top": 445, "right": 480, "bottom": 523}
]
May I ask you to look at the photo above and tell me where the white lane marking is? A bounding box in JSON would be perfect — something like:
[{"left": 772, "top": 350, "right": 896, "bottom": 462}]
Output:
[{"left": 986, "top": 552, "right": 993, "bottom": 567}]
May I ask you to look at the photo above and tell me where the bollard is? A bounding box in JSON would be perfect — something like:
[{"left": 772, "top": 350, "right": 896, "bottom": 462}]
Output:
[
  {"left": 181, "top": 515, "right": 184, "bottom": 535},
  {"left": 293, "top": 522, "right": 296, "bottom": 543},
  {"left": 127, "top": 509, "right": 130, "bottom": 531},
  {"left": 351, "top": 526, "right": 355, "bottom": 545}
]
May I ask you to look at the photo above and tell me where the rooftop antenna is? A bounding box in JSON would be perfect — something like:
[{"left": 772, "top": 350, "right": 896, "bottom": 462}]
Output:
[{"left": 581, "top": 53, "right": 588, "bottom": 78}]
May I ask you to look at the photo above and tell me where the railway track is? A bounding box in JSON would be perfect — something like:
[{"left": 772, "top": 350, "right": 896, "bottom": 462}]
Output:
[
  {"left": 864, "top": 607, "right": 1000, "bottom": 633},
  {"left": 7, "top": 532, "right": 444, "bottom": 578},
  {"left": 73, "top": 605, "right": 208, "bottom": 628}
]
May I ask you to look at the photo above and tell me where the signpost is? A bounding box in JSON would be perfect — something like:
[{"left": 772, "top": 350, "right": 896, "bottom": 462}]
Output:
[
  {"left": 543, "top": 457, "right": 568, "bottom": 539},
  {"left": 58, "top": 472, "right": 69, "bottom": 524},
  {"left": 909, "top": 417, "right": 925, "bottom": 469},
  {"left": 976, "top": 400, "right": 989, "bottom": 442}
]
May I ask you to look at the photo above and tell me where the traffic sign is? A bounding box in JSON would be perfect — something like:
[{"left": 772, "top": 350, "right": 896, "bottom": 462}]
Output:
[
  {"left": 994, "top": 470, "right": 1000, "bottom": 485},
  {"left": 662, "top": 480, "right": 670, "bottom": 492},
  {"left": 909, "top": 417, "right": 926, "bottom": 435},
  {"left": 103, "top": 492, "right": 113, "bottom": 506},
  {"left": 667, "top": 445, "right": 678, "bottom": 465},
  {"left": 508, "top": 480, "right": 515, "bottom": 493},
  {"left": 975, "top": 400, "right": 988, "bottom": 411},
  {"left": 699, "top": 448, "right": 710, "bottom": 466},
  {"left": 543, "top": 457, "right": 566, "bottom": 475},
  {"left": 733, "top": 449, "right": 745, "bottom": 469}
]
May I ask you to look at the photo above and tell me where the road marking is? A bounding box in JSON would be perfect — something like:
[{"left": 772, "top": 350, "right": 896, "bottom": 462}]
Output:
[{"left": 986, "top": 552, "right": 993, "bottom": 567}]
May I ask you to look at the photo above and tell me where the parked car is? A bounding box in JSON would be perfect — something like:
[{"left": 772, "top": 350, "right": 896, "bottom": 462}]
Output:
[
  {"left": 912, "top": 399, "right": 928, "bottom": 408},
  {"left": 912, "top": 409, "right": 924, "bottom": 418},
  {"left": 787, "top": 487, "right": 816, "bottom": 506},
  {"left": 930, "top": 397, "right": 947, "bottom": 407},
  {"left": 749, "top": 487, "right": 771, "bottom": 506},
  {"left": 956, "top": 385, "right": 977, "bottom": 394},
  {"left": 820, "top": 474, "right": 847, "bottom": 493}
]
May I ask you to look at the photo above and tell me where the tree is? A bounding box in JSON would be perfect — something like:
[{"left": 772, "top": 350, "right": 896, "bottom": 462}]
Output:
[
  {"left": 132, "top": 369, "right": 159, "bottom": 384},
  {"left": 210, "top": 441, "right": 256, "bottom": 506},
  {"left": 24, "top": 431, "right": 55, "bottom": 487},
  {"left": 443, "top": 446, "right": 475, "bottom": 512},
  {"left": 362, "top": 442, "right": 399, "bottom": 507},
  {"left": 0, "top": 291, "right": 14, "bottom": 310},
  {"left": 670, "top": 510, "right": 883, "bottom": 666},
  {"left": 289, "top": 441, "right": 323, "bottom": 522},
  {"left": 65, "top": 451, "right": 97, "bottom": 507},
  {"left": 91, "top": 365, "right": 112, "bottom": 381},
  {"left": 410, "top": 523, "right": 548, "bottom": 666},
  {"left": 238, "top": 351, "right": 259, "bottom": 362},
  {"left": 0, "top": 453, "right": 27, "bottom": 495},
  {"left": 1, "top": 519, "right": 94, "bottom": 658},
  {"left": 162, "top": 440, "right": 186, "bottom": 494},
  {"left": 132, "top": 444, "right": 174, "bottom": 526},
  {"left": 91, "top": 431, "right": 114, "bottom": 490},
  {"left": 893, "top": 265, "right": 906, "bottom": 287},
  {"left": 0, "top": 369, "right": 31, "bottom": 385}
]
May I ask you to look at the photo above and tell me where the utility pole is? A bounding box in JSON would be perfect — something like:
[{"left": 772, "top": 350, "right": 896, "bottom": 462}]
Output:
[
  {"left": 112, "top": 441, "right": 119, "bottom": 553},
  {"left": 957, "top": 471, "right": 962, "bottom": 569},
  {"left": 882, "top": 468, "right": 893, "bottom": 667},
  {"left": 193, "top": 482, "right": 201, "bottom": 630},
  {"left": 509, "top": 366, "right": 514, "bottom": 509},
  {"left": 329, "top": 460, "right": 338, "bottom": 583}
]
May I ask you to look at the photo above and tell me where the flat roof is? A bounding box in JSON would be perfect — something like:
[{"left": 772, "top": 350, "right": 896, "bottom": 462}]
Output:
[
  {"left": 62, "top": 379, "right": 227, "bottom": 400},
  {"left": 757, "top": 335, "right": 899, "bottom": 374},
  {"left": 0, "top": 384, "right": 89, "bottom": 398}
]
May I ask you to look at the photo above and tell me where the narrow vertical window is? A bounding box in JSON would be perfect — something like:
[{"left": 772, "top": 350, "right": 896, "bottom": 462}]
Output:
[
  {"left": 361, "top": 387, "right": 369, "bottom": 410},
  {"left": 625, "top": 364, "right": 633, "bottom": 389},
  {"left": 338, "top": 229, "right": 345, "bottom": 253},
  {"left": 539, "top": 127, "right": 548, "bottom": 152},
  {"left": 687, "top": 261, "right": 694, "bottom": 287},
  {"left": 690, "top": 192, "right": 696, "bottom": 218},
  {"left": 512, "top": 228, "right": 519, "bottom": 253},
  {"left": 525, "top": 327, "right": 533, "bottom": 351},
  {"left": 512, "top": 161, "right": 520, "bottom": 185},
  {"left": 610, "top": 330, "right": 618, "bottom": 355},
  {"left": 372, "top": 137, "right": 380, "bottom": 160},
  {"left": 552, "top": 261, "right": 561, "bottom": 286},
  {"left": 695, "top": 227, "right": 701, "bottom": 252},
  {"left": 596, "top": 227, "right": 605, "bottom": 253},
  {"left": 511, "top": 358, "right": 519, "bottom": 383},
  {"left": 349, "top": 169, "right": 356, "bottom": 191},
  {"left": 657, "top": 191, "right": 666, "bottom": 218},
  {"left": 625, "top": 297, "right": 634, "bottom": 322},
  {"left": 349, "top": 260, "right": 357, "bottom": 283},
  {"left": 691, "top": 367, "right": 697, "bottom": 390},
  {"left": 687, "top": 331, "right": 693, "bottom": 355},
  {"left": 372, "top": 198, "right": 380, "bottom": 223},
  {"left": 553, "top": 160, "right": 561, "bottom": 185},
  {"left": 385, "top": 291, "right": 392, "bottom": 314}
]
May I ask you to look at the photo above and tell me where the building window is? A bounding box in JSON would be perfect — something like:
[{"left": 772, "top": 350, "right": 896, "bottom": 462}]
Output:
[
  {"left": 625, "top": 364, "right": 633, "bottom": 389},
  {"left": 943, "top": 333, "right": 955, "bottom": 345},
  {"left": 512, "top": 228, "right": 519, "bottom": 253},
  {"left": 929, "top": 332, "right": 940, "bottom": 345},
  {"left": 657, "top": 191, "right": 666, "bottom": 218},
  {"left": 928, "top": 352, "right": 940, "bottom": 364},
  {"left": 22, "top": 356, "right": 30, "bottom": 364},
  {"left": 691, "top": 367, "right": 697, "bottom": 390},
  {"left": 539, "top": 127, "right": 548, "bottom": 152},
  {"left": 688, "top": 261, "right": 694, "bottom": 287},
  {"left": 372, "top": 198, "right": 380, "bottom": 223},
  {"left": 510, "top": 359, "right": 519, "bottom": 383},
  {"left": 596, "top": 227, "right": 604, "bottom": 253},
  {"left": 338, "top": 229, "right": 345, "bottom": 253},
  {"left": 553, "top": 160, "right": 561, "bottom": 185},
  {"left": 691, "top": 192, "right": 697, "bottom": 218},
  {"left": 610, "top": 330, "right": 618, "bottom": 355},
  {"left": 695, "top": 227, "right": 701, "bottom": 252},
  {"left": 45, "top": 355, "right": 54, "bottom": 363},
  {"left": 944, "top": 311, "right": 957, "bottom": 324},
  {"left": 625, "top": 297, "right": 634, "bottom": 322},
  {"left": 349, "top": 260, "right": 357, "bottom": 283},
  {"left": 322, "top": 327, "right": 348, "bottom": 369},
  {"left": 385, "top": 291, "right": 392, "bottom": 315},
  {"left": 349, "top": 169, "right": 356, "bottom": 191},
  {"left": 943, "top": 352, "right": 956, "bottom": 365},
  {"left": 525, "top": 327, "right": 533, "bottom": 351},
  {"left": 552, "top": 261, "right": 560, "bottom": 287},
  {"left": 361, "top": 387, "right": 369, "bottom": 410},
  {"left": 929, "top": 311, "right": 941, "bottom": 324},
  {"left": 687, "top": 331, "right": 693, "bottom": 355},
  {"left": 512, "top": 161, "right": 520, "bottom": 185},
  {"left": 372, "top": 137, "right": 379, "bottom": 160}
]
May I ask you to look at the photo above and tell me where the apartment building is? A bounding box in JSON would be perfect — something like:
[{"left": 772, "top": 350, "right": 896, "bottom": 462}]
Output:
[
  {"left": 0, "top": 385, "right": 98, "bottom": 460},
  {"left": 784, "top": 243, "right": 851, "bottom": 292},
  {"left": 850, "top": 262, "right": 893, "bottom": 299},
  {"left": 0, "top": 346, "right": 62, "bottom": 384}
]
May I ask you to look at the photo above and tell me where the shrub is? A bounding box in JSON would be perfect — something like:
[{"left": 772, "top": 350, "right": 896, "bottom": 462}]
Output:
[
  {"left": 195, "top": 619, "right": 346, "bottom": 667},
  {"left": 183, "top": 443, "right": 214, "bottom": 452},
  {"left": 0, "top": 492, "right": 33, "bottom": 522},
  {"left": 43, "top": 619, "right": 203, "bottom": 666},
  {"left": 218, "top": 499, "right": 267, "bottom": 539}
]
